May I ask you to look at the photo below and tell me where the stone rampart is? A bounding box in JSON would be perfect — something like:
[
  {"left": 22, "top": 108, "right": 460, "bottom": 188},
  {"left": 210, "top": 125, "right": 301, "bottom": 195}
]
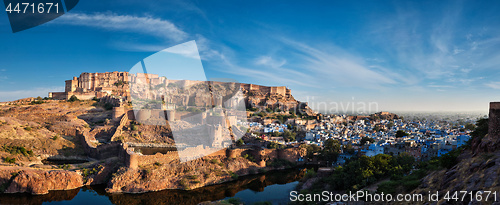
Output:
[
  {"left": 122, "top": 145, "right": 302, "bottom": 169},
  {"left": 110, "top": 113, "right": 129, "bottom": 141},
  {"left": 135, "top": 151, "right": 179, "bottom": 167},
  {"left": 489, "top": 102, "right": 500, "bottom": 138},
  {"left": 77, "top": 129, "right": 124, "bottom": 160}
]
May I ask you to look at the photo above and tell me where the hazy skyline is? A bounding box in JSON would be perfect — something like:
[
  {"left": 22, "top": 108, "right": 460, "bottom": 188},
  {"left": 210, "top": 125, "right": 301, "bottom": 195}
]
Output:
[{"left": 0, "top": 0, "right": 499, "bottom": 112}]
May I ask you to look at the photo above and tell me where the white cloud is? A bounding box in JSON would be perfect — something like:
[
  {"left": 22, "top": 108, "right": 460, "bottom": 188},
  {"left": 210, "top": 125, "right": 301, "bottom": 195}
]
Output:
[
  {"left": 0, "top": 69, "right": 6, "bottom": 72},
  {"left": 54, "top": 12, "right": 187, "bottom": 41},
  {"left": 365, "top": 2, "right": 500, "bottom": 94},
  {"left": 428, "top": 84, "right": 454, "bottom": 88},
  {"left": 0, "top": 86, "right": 64, "bottom": 102},
  {"left": 485, "top": 82, "right": 500, "bottom": 89},
  {"left": 280, "top": 39, "right": 398, "bottom": 90},
  {"left": 255, "top": 56, "right": 287, "bottom": 68},
  {"left": 212, "top": 55, "right": 315, "bottom": 88}
]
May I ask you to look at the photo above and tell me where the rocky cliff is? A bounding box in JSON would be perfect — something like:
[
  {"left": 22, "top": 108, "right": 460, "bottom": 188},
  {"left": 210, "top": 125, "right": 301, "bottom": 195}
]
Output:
[
  {"left": 1, "top": 169, "right": 83, "bottom": 195},
  {"left": 107, "top": 155, "right": 266, "bottom": 193}
]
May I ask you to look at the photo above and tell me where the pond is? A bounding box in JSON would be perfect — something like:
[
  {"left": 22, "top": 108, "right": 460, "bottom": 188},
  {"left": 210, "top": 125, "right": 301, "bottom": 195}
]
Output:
[{"left": 0, "top": 168, "right": 307, "bottom": 205}]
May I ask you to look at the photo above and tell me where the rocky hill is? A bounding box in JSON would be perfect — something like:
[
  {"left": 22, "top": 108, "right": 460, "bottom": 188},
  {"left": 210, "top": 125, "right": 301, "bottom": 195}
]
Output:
[{"left": 0, "top": 79, "right": 311, "bottom": 195}]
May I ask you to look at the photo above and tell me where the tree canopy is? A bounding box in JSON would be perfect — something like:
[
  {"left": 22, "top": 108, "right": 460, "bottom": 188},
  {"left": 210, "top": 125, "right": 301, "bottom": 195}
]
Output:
[
  {"left": 360, "top": 137, "right": 375, "bottom": 145},
  {"left": 395, "top": 130, "right": 409, "bottom": 138}
]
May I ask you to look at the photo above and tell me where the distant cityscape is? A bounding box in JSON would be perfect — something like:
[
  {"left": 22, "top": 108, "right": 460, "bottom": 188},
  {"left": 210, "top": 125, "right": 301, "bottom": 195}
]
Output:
[{"left": 242, "top": 111, "right": 483, "bottom": 166}]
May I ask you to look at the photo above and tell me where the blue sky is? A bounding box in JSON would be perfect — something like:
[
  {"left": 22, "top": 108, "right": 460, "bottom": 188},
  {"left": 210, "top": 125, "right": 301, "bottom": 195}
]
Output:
[{"left": 0, "top": 0, "right": 499, "bottom": 112}]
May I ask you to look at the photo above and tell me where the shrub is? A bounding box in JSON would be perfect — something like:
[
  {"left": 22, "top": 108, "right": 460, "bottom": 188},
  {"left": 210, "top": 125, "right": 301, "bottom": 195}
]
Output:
[
  {"left": 242, "top": 154, "right": 254, "bottom": 162},
  {"left": 153, "top": 162, "right": 162, "bottom": 167},
  {"left": 226, "top": 198, "right": 243, "bottom": 205},
  {"left": 402, "top": 180, "right": 421, "bottom": 191},
  {"left": 2, "top": 145, "right": 33, "bottom": 157},
  {"left": 303, "top": 168, "right": 317, "bottom": 180},
  {"left": 68, "top": 95, "right": 79, "bottom": 102},
  {"left": 267, "top": 142, "right": 285, "bottom": 149},
  {"left": 52, "top": 135, "right": 59, "bottom": 140},
  {"left": 30, "top": 100, "right": 45, "bottom": 105},
  {"left": 247, "top": 107, "right": 258, "bottom": 112},
  {"left": 236, "top": 139, "right": 244, "bottom": 146},
  {"left": 58, "top": 164, "right": 71, "bottom": 170},
  {"left": 24, "top": 126, "right": 32, "bottom": 131},
  {"left": 131, "top": 123, "right": 138, "bottom": 131},
  {"left": 179, "top": 179, "right": 189, "bottom": 189},
  {"left": 81, "top": 166, "right": 100, "bottom": 178},
  {"left": 440, "top": 148, "right": 462, "bottom": 169},
  {"left": 103, "top": 102, "right": 114, "bottom": 110},
  {"left": 4, "top": 157, "right": 16, "bottom": 164},
  {"left": 230, "top": 172, "right": 239, "bottom": 180},
  {"left": 377, "top": 181, "right": 398, "bottom": 194}
]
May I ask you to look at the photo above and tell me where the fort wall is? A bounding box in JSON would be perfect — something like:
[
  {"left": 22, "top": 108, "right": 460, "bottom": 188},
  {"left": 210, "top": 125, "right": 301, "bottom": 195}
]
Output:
[
  {"left": 134, "top": 151, "right": 179, "bottom": 167},
  {"left": 122, "top": 146, "right": 302, "bottom": 169},
  {"left": 489, "top": 102, "right": 500, "bottom": 138},
  {"left": 77, "top": 129, "right": 123, "bottom": 160}
]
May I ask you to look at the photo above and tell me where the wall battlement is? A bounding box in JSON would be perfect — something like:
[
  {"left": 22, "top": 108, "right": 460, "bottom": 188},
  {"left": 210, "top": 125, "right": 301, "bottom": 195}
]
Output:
[{"left": 50, "top": 72, "right": 290, "bottom": 103}]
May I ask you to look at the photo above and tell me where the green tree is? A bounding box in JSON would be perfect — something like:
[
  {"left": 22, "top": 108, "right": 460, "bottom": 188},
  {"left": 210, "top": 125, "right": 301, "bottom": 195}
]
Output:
[
  {"left": 68, "top": 95, "right": 79, "bottom": 102},
  {"left": 360, "top": 137, "right": 375, "bottom": 145},
  {"left": 321, "top": 139, "right": 341, "bottom": 161},
  {"left": 395, "top": 130, "right": 409, "bottom": 138},
  {"left": 300, "top": 144, "right": 321, "bottom": 158},
  {"left": 471, "top": 118, "right": 488, "bottom": 141},
  {"left": 464, "top": 123, "right": 476, "bottom": 130},
  {"left": 283, "top": 130, "right": 296, "bottom": 142},
  {"left": 344, "top": 143, "right": 355, "bottom": 154},
  {"left": 267, "top": 142, "right": 284, "bottom": 149},
  {"left": 387, "top": 122, "right": 395, "bottom": 129},
  {"left": 236, "top": 138, "right": 244, "bottom": 146}
]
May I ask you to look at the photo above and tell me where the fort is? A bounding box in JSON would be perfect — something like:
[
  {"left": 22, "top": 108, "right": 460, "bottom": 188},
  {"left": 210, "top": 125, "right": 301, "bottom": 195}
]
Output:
[
  {"left": 49, "top": 71, "right": 292, "bottom": 101},
  {"left": 76, "top": 119, "right": 303, "bottom": 170},
  {"left": 44, "top": 72, "right": 309, "bottom": 170},
  {"left": 48, "top": 72, "right": 314, "bottom": 118}
]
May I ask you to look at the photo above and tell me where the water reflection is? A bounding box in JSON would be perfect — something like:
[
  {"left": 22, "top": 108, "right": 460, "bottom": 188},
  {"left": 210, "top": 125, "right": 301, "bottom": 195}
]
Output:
[{"left": 0, "top": 168, "right": 306, "bottom": 205}]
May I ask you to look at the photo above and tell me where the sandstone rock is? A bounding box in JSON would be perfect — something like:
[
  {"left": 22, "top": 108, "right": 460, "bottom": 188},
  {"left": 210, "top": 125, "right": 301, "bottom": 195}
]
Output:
[{"left": 5, "top": 170, "right": 83, "bottom": 195}]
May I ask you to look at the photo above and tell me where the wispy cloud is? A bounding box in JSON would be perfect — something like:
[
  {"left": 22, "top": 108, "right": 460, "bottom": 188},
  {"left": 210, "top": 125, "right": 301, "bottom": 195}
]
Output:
[
  {"left": 255, "top": 56, "right": 287, "bottom": 68},
  {"left": 280, "top": 39, "right": 398, "bottom": 90},
  {"left": 212, "top": 54, "right": 315, "bottom": 87},
  {"left": 366, "top": 2, "right": 500, "bottom": 93},
  {"left": 428, "top": 84, "right": 454, "bottom": 88},
  {"left": 54, "top": 12, "right": 187, "bottom": 41},
  {"left": 485, "top": 82, "right": 500, "bottom": 89}
]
